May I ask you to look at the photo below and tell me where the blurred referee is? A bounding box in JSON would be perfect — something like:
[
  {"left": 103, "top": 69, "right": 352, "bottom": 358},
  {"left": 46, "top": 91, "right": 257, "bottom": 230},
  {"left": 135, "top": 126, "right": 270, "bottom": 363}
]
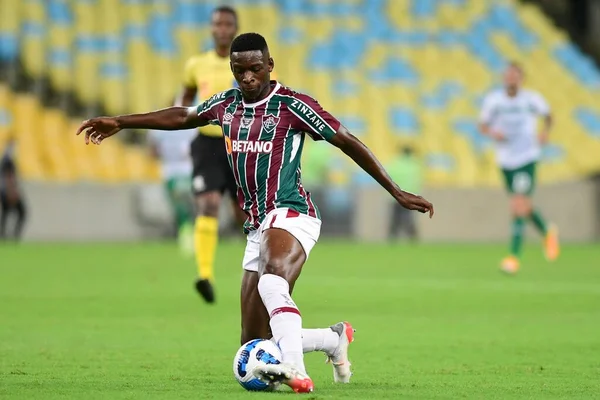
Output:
[{"left": 0, "top": 137, "right": 26, "bottom": 241}]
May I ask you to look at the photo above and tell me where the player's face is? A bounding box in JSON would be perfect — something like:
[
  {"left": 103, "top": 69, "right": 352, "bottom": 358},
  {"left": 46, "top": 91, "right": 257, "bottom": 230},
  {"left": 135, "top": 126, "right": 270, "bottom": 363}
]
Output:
[
  {"left": 230, "top": 50, "right": 274, "bottom": 102},
  {"left": 503, "top": 66, "right": 523, "bottom": 89},
  {"left": 211, "top": 11, "right": 237, "bottom": 48}
]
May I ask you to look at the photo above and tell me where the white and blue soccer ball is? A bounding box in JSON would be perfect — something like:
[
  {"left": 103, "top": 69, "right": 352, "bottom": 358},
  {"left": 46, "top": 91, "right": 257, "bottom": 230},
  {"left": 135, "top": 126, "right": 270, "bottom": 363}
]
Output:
[{"left": 233, "top": 339, "right": 283, "bottom": 391}]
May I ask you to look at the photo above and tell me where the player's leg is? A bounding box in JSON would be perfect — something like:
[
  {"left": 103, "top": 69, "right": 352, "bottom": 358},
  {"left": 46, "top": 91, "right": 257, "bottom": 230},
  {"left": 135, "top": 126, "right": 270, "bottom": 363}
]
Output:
[
  {"left": 253, "top": 226, "right": 314, "bottom": 392},
  {"left": 524, "top": 162, "right": 559, "bottom": 261},
  {"left": 190, "top": 135, "right": 226, "bottom": 303},
  {"left": 13, "top": 197, "right": 26, "bottom": 240},
  {"left": 165, "top": 177, "right": 194, "bottom": 255},
  {"left": 241, "top": 259, "right": 354, "bottom": 380},
  {"left": 240, "top": 228, "right": 271, "bottom": 343},
  {"left": 406, "top": 212, "right": 418, "bottom": 242},
  {"left": 239, "top": 226, "right": 339, "bottom": 349},
  {"left": 239, "top": 234, "right": 346, "bottom": 355},
  {"left": 239, "top": 235, "right": 351, "bottom": 358},
  {"left": 240, "top": 270, "right": 271, "bottom": 343},
  {"left": 302, "top": 322, "right": 355, "bottom": 383},
  {"left": 258, "top": 227, "right": 306, "bottom": 367},
  {"left": 192, "top": 190, "right": 221, "bottom": 302},
  {"left": 399, "top": 206, "right": 418, "bottom": 242},
  {"left": 501, "top": 166, "right": 528, "bottom": 273},
  {"left": 502, "top": 162, "right": 555, "bottom": 272},
  {"left": 388, "top": 204, "right": 402, "bottom": 239},
  {"left": 0, "top": 192, "right": 8, "bottom": 239}
]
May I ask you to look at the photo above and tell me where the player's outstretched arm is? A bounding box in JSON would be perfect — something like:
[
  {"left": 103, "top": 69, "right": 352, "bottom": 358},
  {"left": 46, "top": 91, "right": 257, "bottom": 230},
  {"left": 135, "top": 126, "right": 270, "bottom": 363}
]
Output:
[
  {"left": 328, "top": 126, "right": 434, "bottom": 217},
  {"left": 76, "top": 107, "right": 207, "bottom": 145}
]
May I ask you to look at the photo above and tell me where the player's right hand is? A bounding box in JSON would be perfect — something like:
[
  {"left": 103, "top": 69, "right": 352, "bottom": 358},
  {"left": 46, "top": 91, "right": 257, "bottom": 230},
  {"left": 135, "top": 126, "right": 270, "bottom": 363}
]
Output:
[
  {"left": 76, "top": 117, "right": 121, "bottom": 145},
  {"left": 396, "top": 191, "right": 434, "bottom": 218}
]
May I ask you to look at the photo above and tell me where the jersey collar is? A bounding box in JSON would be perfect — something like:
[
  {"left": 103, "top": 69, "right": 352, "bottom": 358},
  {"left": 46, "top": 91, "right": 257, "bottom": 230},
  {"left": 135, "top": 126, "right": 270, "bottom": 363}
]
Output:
[{"left": 242, "top": 81, "right": 280, "bottom": 108}]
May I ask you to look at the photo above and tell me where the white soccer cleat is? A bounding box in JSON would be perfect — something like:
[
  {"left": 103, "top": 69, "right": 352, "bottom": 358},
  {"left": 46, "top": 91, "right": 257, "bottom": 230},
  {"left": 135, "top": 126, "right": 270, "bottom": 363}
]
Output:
[
  {"left": 326, "top": 321, "right": 355, "bottom": 383},
  {"left": 252, "top": 363, "right": 314, "bottom": 393}
]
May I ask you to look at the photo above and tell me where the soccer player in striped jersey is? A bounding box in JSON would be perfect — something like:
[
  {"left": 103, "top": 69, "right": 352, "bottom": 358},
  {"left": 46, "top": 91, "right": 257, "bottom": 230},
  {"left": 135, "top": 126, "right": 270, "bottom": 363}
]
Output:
[{"left": 76, "top": 33, "right": 434, "bottom": 393}]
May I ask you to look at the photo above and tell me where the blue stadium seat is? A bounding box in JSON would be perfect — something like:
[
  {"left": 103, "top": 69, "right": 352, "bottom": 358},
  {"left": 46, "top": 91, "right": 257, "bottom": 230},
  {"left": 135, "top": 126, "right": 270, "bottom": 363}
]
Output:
[
  {"left": 0, "top": 34, "right": 18, "bottom": 61},
  {"left": 337, "top": 115, "right": 366, "bottom": 135},
  {"left": 0, "top": 108, "right": 11, "bottom": 127},
  {"left": 100, "top": 62, "right": 127, "bottom": 78},
  {"left": 172, "top": 3, "right": 212, "bottom": 27},
  {"left": 278, "top": 27, "right": 303, "bottom": 45},
  {"left": 554, "top": 44, "right": 600, "bottom": 87},
  {"left": 575, "top": 108, "right": 600, "bottom": 137},
  {"left": 22, "top": 21, "right": 46, "bottom": 38},
  {"left": 48, "top": 48, "right": 71, "bottom": 66},
  {"left": 47, "top": 0, "right": 73, "bottom": 24},
  {"left": 124, "top": 24, "right": 147, "bottom": 40},
  {"left": 422, "top": 81, "right": 464, "bottom": 110},
  {"left": 277, "top": 0, "right": 305, "bottom": 15},
  {"left": 370, "top": 57, "right": 419, "bottom": 84},
  {"left": 388, "top": 30, "right": 429, "bottom": 46},
  {"left": 435, "top": 30, "right": 464, "bottom": 48},
  {"left": 452, "top": 118, "right": 491, "bottom": 153},
  {"left": 331, "top": 79, "right": 359, "bottom": 97},
  {"left": 541, "top": 144, "right": 565, "bottom": 163},
  {"left": 148, "top": 15, "right": 176, "bottom": 54},
  {"left": 308, "top": 30, "right": 368, "bottom": 70},
  {"left": 411, "top": 0, "right": 437, "bottom": 18},
  {"left": 4, "top": 0, "right": 600, "bottom": 184},
  {"left": 425, "top": 153, "right": 455, "bottom": 172},
  {"left": 390, "top": 107, "right": 419, "bottom": 134},
  {"left": 75, "top": 35, "right": 105, "bottom": 53}
]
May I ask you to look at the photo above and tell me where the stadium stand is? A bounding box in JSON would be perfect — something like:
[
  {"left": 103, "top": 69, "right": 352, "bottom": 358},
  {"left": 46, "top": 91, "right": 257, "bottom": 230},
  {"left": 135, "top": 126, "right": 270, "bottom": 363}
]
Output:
[{"left": 0, "top": 0, "right": 599, "bottom": 186}]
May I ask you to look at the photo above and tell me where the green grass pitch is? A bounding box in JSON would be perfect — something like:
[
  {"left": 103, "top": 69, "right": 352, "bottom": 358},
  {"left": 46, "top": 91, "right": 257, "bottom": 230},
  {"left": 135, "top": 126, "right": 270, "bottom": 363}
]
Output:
[{"left": 1, "top": 241, "right": 599, "bottom": 399}]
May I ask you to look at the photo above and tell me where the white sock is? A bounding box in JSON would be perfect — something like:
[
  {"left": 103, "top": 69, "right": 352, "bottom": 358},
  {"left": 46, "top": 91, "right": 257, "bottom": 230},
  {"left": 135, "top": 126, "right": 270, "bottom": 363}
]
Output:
[
  {"left": 302, "top": 328, "right": 340, "bottom": 355},
  {"left": 258, "top": 274, "right": 306, "bottom": 374}
]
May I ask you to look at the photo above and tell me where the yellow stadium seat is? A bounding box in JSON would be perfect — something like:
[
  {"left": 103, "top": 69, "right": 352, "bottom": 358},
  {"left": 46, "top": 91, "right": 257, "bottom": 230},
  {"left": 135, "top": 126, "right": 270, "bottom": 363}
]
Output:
[
  {"left": 73, "top": 53, "right": 101, "bottom": 104},
  {"left": 1, "top": 0, "right": 599, "bottom": 186},
  {"left": 0, "top": 0, "right": 20, "bottom": 35}
]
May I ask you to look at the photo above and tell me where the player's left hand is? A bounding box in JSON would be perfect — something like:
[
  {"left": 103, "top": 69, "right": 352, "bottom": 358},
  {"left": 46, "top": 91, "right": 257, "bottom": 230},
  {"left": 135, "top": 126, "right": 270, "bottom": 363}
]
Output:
[
  {"left": 76, "top": 117, "right": 122, "bottom": 145},
  {"left": 396, "top": 191, "right": 434, "bottom": 218}
]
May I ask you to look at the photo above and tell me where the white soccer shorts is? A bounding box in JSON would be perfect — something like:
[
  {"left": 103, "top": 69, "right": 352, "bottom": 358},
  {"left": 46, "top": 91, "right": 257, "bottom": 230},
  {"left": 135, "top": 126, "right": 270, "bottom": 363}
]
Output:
[{"left": 242, "top": 208, "right": 322, "bottom": 272}]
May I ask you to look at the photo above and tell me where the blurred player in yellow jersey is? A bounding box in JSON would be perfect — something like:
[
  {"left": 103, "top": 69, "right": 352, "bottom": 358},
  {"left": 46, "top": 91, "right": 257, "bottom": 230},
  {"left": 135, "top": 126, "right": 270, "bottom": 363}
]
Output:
[{"left": 177, "top": 6, "right": 246, "bottom": 303}]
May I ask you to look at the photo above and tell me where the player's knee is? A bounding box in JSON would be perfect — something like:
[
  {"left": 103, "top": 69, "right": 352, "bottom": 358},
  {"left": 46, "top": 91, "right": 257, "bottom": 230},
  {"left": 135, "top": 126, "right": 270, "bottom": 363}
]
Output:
[
  {"left": 195, "top": 192, "right": 221, "bottom": 217},
  {"left": 261, "top": 258, "right": 287, "bottom": 278},
  {"left": 514, "top": 196, "right": 532, "bottom": 217}
]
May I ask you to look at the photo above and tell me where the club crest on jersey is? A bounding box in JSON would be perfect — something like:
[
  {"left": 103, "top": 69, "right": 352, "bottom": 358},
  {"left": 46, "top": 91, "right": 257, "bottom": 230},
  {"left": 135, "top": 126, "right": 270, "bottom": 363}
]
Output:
[
  {"left": 262, "top": 115, "right": 280, "bottom": 133},
  {"left": 222, "top": 113, "right": 234, "bottom": 125}
]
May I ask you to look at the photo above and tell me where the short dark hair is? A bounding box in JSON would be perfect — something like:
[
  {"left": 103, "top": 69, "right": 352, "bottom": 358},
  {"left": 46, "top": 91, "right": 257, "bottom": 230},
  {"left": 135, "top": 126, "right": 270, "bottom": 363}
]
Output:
[
  {"left": 230, "top": 33, "right": 268, "bottom": 54},
  {"left": 212, "top": 5, "right": 238, "bottom": 25}
]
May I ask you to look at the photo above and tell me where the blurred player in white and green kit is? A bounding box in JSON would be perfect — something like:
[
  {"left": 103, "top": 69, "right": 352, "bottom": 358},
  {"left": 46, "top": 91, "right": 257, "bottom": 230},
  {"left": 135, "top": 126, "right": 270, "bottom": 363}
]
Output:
[
  {"left": 479, "top": 62, "right": 560, "bottom": 274},
  {"left": 148, "top": 128, "right": 197, "bottom": 254}
]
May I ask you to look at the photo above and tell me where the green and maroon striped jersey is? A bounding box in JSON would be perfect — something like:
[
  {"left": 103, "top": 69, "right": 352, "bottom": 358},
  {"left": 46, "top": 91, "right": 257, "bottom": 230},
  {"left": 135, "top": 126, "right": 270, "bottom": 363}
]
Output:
[{"left": 196, "top": 81, "right": 340, "bottom": 232}]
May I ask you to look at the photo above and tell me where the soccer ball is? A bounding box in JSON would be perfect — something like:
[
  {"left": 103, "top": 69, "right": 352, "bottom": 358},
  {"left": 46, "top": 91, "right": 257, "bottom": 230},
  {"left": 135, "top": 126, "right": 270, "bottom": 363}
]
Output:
[{"left": 233, "top": 339, "right": 283, "bottom": 391}]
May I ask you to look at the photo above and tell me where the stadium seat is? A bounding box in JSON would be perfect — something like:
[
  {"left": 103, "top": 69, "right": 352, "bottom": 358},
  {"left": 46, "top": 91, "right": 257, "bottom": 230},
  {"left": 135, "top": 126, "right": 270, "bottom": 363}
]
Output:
[{"left": 2, "top": 0, "right": 600, "bottom": 185}]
